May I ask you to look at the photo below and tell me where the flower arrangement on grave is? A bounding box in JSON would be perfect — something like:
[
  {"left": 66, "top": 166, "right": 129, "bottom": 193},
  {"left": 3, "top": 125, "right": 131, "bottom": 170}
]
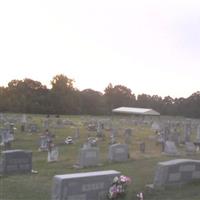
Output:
[
  {"left": 107, "top": 175, "right": 131, "bottom": 199},
  {"left": 136, "top": 192, "right": 144, "bottom": 200}
]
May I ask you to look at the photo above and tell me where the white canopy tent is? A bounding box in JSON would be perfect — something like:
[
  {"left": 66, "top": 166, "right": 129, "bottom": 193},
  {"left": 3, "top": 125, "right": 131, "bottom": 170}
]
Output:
[{"left": 112, "top": 107, "right": 160, "bottom": 116}]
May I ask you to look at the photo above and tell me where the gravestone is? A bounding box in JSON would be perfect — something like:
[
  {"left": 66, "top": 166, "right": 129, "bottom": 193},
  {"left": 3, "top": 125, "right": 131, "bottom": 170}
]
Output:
[
  {"left": 74, "top": 127, "right": 80, "bottom": 139},
  {"left": 0, "top": 128, "right": 14, "bottom": 149},
  {"left": 74, "top": 146, "right": 100, "bottom": 168},
  {"left": 9, "top": 123, "right": 15, "bottom": 135},
  {"left": 0, "top": 149, "right": 32, "bottom": 175},
  {"left": 196, "top": 124, "right": 200, "bottom": 142},
  {"left": 0, "top": 113, "right": 4, "bottom": 124},
  {"left": 28, "top": 123, "right": 38, "bottom": 133},
  {"left": 52, "top": 170, "right": 121, "bottom": 200},
  {"left": 111, "top": 128, "right": 118, "bottom": 138},
  {"left": 96, "top": 122, "right": 103, "bottom": 138},
  {"left": 38, "top": 135, "right": 48, "bottom": 151},
  {"left": 185, "top": 142, "right": 196, "bottom": 155},
  {"left": 44, "top": 119, "right": 49, "bottom": 129},
  {"left": 149, "top": 159, "right": 200, "bottom": 189},
  {"left": 56, "top": 118, "right": 64, "bottom": 128},
  {"left": 48, "top": 147, "right": 59, "bottom": 162},
  {"left": 163, "top": 124, "right": 170, "bottom": 141},
  {"left": 124, "top": 128, "right": 132, "bottom": 144},
  {"left": 21, "top": 114, "right": 27, "bottom": 124},
  {"left": 151, "top": 121, "right": 161, "bottom": 132},
  {"left": 21, "top": 114, "right": 27, "bottom": 131},
  {"left": 170, "top": 129, "right": 180, "bottom": 146},
  {"left": 183, "top": 123, "right": 191, "bottom": 143},
  {"left": 164, "top": 141, "right": 179, "bottom": 156},
  {"left": 108, "top": 143, "right": 129, "bottom": 162},
  {"left": 139, "top": 142, "right": 145, "bottom": 153}
]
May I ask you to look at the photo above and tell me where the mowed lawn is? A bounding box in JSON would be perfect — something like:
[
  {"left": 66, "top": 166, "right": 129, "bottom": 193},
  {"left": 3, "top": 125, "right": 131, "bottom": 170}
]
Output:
[{"left": 1, "top": 114, "right": 200, "bottom": 200}]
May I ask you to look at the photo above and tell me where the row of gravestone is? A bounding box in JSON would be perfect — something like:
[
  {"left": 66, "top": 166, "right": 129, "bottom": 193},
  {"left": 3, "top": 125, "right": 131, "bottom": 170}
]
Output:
[
  {"left": 1, "top": 149, "right": 200, "bottom": 200},
  {"left": 163, "top": 140, "right": 198, "bottom": 156},
  {"left": 0, "top": 143, "right": 130, "bottom": 175},
  {"left": 54, "top": 158, "right": 200, "bottom": 200},
  {"left": 0, "top": 149, "right": 126, "bottom": 200},
  {"left": 74, "top": 143, "right": 130, "bottom": 168}
]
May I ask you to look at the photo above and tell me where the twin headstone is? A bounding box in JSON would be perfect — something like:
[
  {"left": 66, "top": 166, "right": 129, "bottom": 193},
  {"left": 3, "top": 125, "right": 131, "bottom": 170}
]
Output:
[
  {"left": 150, "top": 159, "right": 200, "bottom": 189},
  {"left": 52, "top": 170, "right": 121, "bottom": 200}
]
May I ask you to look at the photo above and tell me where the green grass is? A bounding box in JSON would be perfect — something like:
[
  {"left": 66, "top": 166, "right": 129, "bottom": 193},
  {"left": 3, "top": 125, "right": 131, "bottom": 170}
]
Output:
[{"left": 1, "top": 114, "right": 200, "bottom": 200}]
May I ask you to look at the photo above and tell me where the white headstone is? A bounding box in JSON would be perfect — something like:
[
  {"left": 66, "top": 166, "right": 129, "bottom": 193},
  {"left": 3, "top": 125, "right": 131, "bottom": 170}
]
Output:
[{"left": 48, "top": 147, "right": 59, "bottom": 162}]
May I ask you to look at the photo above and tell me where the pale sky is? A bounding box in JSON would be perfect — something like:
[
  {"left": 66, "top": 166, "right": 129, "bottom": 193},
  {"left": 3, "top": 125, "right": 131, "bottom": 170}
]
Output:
[{"left": 0, "top": 0, "right": 200, "bottom": 98}]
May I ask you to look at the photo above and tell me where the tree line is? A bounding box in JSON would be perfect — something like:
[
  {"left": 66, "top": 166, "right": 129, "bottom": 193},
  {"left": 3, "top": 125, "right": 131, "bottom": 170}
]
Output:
[{"left": 0, "top": 74, "right": 199, "bottom": 118}]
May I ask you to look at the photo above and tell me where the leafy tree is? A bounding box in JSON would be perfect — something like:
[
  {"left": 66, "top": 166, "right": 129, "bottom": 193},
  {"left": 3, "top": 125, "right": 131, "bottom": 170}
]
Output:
[
  {"left": 104, "top": 84, "right": 135, "bottom": 113},
  {"left": 50, "top": 74, "right": 80, "bottom": 114},
  {"left": 7, "top": 78, "right": 49, "bottom": 113},
  {"left": 80, "top": 89, "right": 105, "bottom": 115}
]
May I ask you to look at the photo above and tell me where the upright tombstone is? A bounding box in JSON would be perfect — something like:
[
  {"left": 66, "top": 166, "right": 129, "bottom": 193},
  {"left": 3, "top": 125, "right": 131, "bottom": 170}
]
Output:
[
  {"left": 38, "top": 135, "right": 48, "bottom": 151},
  {"left": 185, "top": 142, "right": 196, "bottom": 155},
  {"left": 164, "top": 141, "right": 179, "bottom": 156},
  {"left": 0, "top": 149, "right": 32, "bottom": 175},
  {"left": 124, "top": 128, "right": 132, "bottom": 144},
  {"left": 0, "top": 113, "right": 4, "bottom": 124},
  {"left": 0, "top": 128, "right": 14, "bottom": 149},
  {"left": 21, "top": 114, "right": 27, "bottom": 132},
  {"left": 28, "top": 123, "right": 38, "bottom": 133},
  {"left": 9, "top": 123, "right": 15, "bottom": 135},
  {"left": 74, "top": 127, "right": 80, "bottom": 139},
  {"left": 52, "top": 170, "right": 121, "bottom": 200},
  {"left": 163, "top": 124, "right": 170, "bottom": 141},
  {"left": 183, "top": 123, "right": 191, "bottom": 143},
  {"left": 151, "top": 121, "right": 161, "bottom": 132},
  {"left": 56, "top": 118, "right": 64, "bottom": 128},
  {"left": 139, "top": 142, "right": 145, "bottom": 153},
  {"left": 149, "top": 159, "right": 200, "bottom": 189},
  {"left": 196, "top": 124, "right": 200, "bottom": 142},
  {"left": 44, "top": 119, "right": 49, "bottom": 130},
  {"left": 74, "top": 146, "right": 100, "bottom": 168},
  {"left": 108, "top": 143, "right": 129, "bottom": 162},
  {"left": 48, "top": 146, "right": 59, "bottom": 162},
  {"left": 170, "top": 128, "right": 180, "bottom": 146},
  {"left": 96, "top": 122, "right": 103, "bottom": 138},
  {"left": 111, "top": 128, "right": 118, "bottom": 138}
]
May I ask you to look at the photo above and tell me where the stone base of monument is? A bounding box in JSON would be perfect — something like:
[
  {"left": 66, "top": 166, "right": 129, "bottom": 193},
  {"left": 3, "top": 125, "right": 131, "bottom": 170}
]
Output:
[{"left": 73, "top": 163, "right": 103, "bottom": 169}]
